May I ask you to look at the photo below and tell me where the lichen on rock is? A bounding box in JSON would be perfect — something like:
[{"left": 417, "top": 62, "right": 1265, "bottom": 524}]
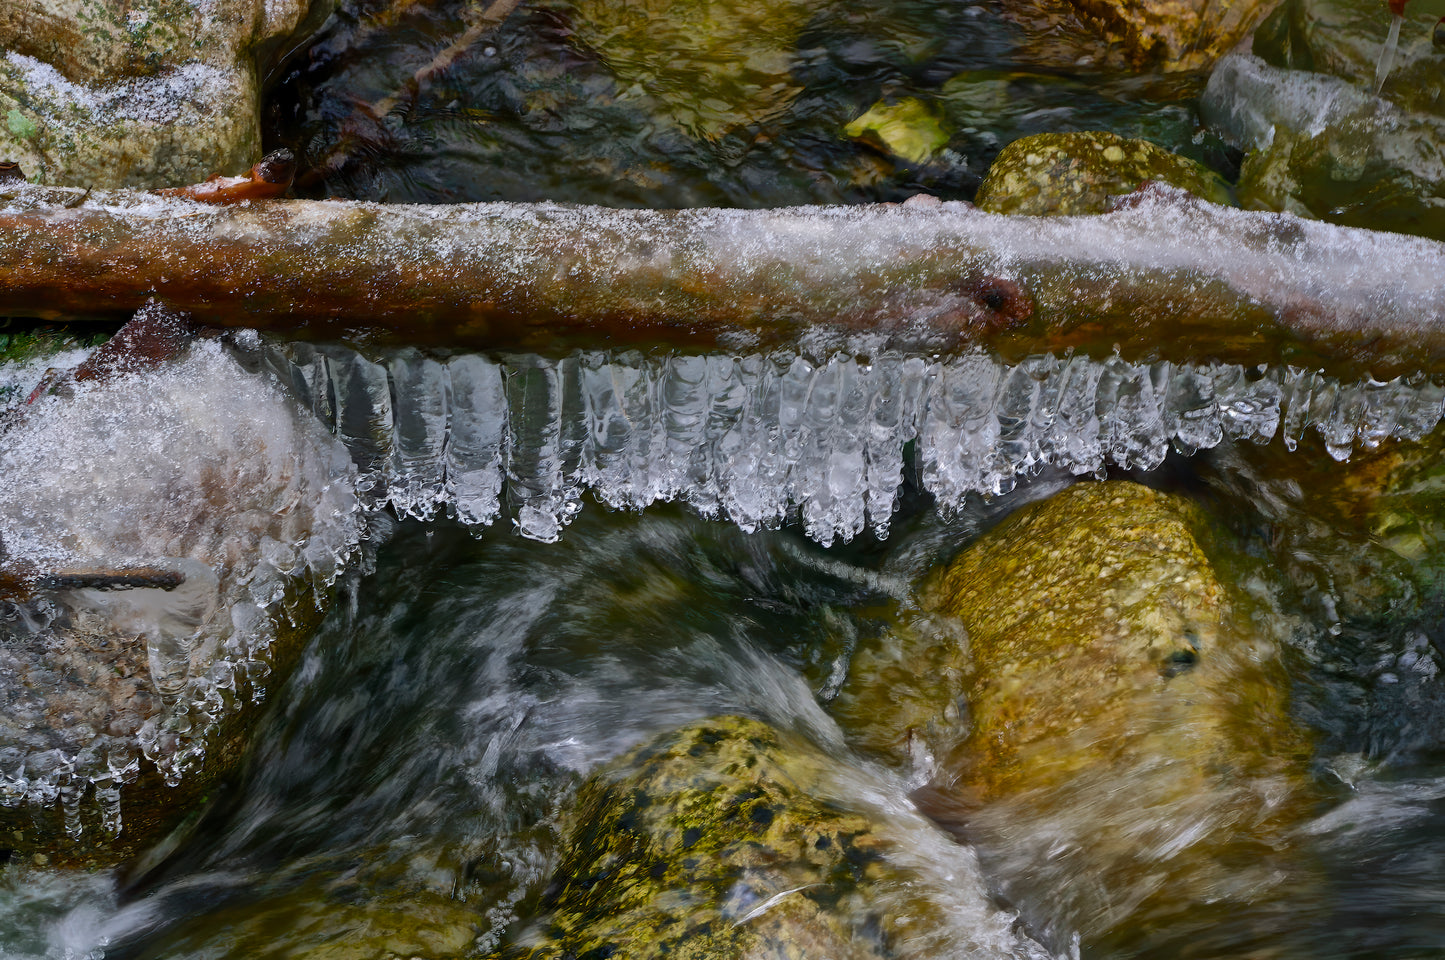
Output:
[
  {"left": 501, "top": 715, "right": 1013, "bottom": 960},
  {"left": 0, "top": 0, "right": 335, "bottom": 188},
  {"left": 974, "top": 130, "right": 1233, "bottom": 215}
]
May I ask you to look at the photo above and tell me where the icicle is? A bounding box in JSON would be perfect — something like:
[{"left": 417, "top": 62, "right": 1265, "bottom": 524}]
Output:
[{"left": 1374, "top": 13, "right": 1404, "bottom": 96}]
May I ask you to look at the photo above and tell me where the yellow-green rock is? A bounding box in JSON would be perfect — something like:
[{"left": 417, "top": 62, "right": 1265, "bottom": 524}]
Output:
[
  {"left": 111, "top": 852, "right": 487, "bottom": 959},
  {"left": 558, "top": 0, "right": 818, "bottom": 141},
  {"left": 501, "top": 716, "right": 946, "bottom": 960},
  {"left": 975, "top": 131, "right": 1233, "bottom": 215},
  {"left": 834, "top": 481, "right": 1313, "bottom": 947},
  {"left": 844, "top": 99, "right": 950, "bottom": 166}
]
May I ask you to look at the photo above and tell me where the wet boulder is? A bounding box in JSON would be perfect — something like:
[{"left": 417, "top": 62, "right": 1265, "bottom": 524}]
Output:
[
  {"left": 500, "top": 715, "right": 1020, "bottom": 960},
  {"left": 834, "top": 481, "right": 1313, "bottom": 950},
  {"left": 0, "top": 318, "right": 362, "bottom": 867},
  {"left": 974, "top": 130, "right": 1233, "bottom": 215},
  {"left": 1004, "top": 0, "right": 1278, "bottom": 73},
  {"left": 0, "top": 0, "right": 334, "bottom": 188},
  {"left": 1253, "top": 0, "right": 1445, "bottom": 116},
  {"left": 1203, "top": 14, "right": 1445, "bottom": 240}
]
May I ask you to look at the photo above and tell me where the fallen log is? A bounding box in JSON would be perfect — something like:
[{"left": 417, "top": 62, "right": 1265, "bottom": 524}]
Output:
[{"left": 1, "top": 182, "right": 1442, "bottom": 377}]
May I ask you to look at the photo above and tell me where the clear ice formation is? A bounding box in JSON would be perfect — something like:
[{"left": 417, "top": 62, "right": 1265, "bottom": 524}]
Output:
[
  {"left": 0, "top": 341, "right": 362, "bottom": 837},
  {"left": 6, "top": 334, "right": 1445, "bottom": 840},
  {"left": 264, "top": 341, "right": 1445, "bottom": 547}
]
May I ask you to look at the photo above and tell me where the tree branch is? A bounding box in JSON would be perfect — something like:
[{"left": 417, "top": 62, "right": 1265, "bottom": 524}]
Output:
[{"left": 1, "top": 183, "right": 1442, "bottom": 377}]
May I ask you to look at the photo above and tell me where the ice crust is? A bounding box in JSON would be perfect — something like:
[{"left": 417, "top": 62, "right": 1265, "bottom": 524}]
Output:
[
  {"left": 266, "top": 341, "right": 1445, "bottom": 547},
  {"left": 4, "top": 53, "right": 235, "bottom": 128},
  {"left": 0, "top": 341, "right": 362, "bottom": 837}
]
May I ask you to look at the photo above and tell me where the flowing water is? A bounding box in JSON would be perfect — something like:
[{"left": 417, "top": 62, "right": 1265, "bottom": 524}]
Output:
[
  {"left": 4, "top": 338, "right": 1445, "bottom": 957},
  {"left": 7, "top": 0, "right": 1445, "bottom": 956}
]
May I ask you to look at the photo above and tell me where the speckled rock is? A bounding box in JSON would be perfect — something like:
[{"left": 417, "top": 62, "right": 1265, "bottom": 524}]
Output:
[
  {"left": 0, "top": 0, "right": 334, "bottom": 187},
  {"left": 833, "top": 481, "right": 1313, "bottom": 949},
  {"left": 560, "top": 0, "right": 817, "bottom": 142},
  {"left": 1004, "top": 0, "right": 1278, "bottom": 73},
  {"left": 974, "top": 131, "right": 1232, "bottom": 215},
  {"left": 501, "top": 716, "right": 948, "bottom": 960}
]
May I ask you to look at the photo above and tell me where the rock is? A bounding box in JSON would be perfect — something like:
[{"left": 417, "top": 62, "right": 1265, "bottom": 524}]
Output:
[
  {"left": 116, "top": 859, "right": 489, "bottom": 959},
  {"left": 1253, "top": 0, "right": 1445, "bottom": 116},
  {"left": 560, "top": 0, "right": 817, "bottom": 142},
  {"left": 0, "top": 322, "right": 362, "bottom": 866},
  {"left": 1203, "top": 50, "right": 1445, "bottom": 240},
  {"left": 501, "top": 716, "right": 973, "bottom": 960},
  {"left": 974, "top": 130, "right": 1233, "bottom": 215},
  {"left": 844, "top": 99, "right": 950, "bottom": 166},
  {"left": 834, "top": 481, "right": 1313, "bottom": 950},
  {"left": 1003, "top": 0, "right": 1278, "bottom": 73},
  {"left": 0, "top": 0, "right": 335, "bottom": 188}
]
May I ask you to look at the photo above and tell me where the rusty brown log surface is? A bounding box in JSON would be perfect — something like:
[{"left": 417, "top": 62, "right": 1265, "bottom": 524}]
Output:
[{"left": 1, "top": 182, "right": 1443, "bottom": 376}]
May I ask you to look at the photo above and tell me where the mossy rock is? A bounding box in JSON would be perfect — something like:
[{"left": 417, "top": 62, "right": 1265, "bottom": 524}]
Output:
[
  {"left": 1002, "top": 0, "right": 1277, "bottom": 73},
  {"left": 115, "top": 849, "right": 487, "bottom": 960},
  {"left": 844, "top": 99, "right": 950, "bottom": 166},
  {"left": 557, "top": 0, "right": 818, "bottom": 142},
  {"left": 0, "top": 0, "right": 333, "bottom": 187},
  {"left": 975, "top": 131, "right": 1232, "bottom": 215},
  {"left": 834, "top": 481, "right": 1314, "bottom": 947},
  {"left": 500, "top": 716, "right": 945, "bottom": 960}
]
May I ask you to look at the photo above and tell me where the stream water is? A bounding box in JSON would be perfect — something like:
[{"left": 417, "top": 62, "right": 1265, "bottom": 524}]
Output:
[{"left": 4, "top": 339, "right": 1445, "bottom": 958}]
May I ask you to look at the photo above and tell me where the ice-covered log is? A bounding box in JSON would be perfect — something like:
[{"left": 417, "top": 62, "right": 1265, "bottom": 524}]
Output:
[{"left": 2, "top": 182, "right": 1444, "bottom": 377}]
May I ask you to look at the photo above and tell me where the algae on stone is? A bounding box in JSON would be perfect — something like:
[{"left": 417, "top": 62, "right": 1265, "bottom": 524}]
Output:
[
  {"left": 834, "top": 480, "right": 1313, "bottom": 949},
  {"left": 975, "top": 130, "right": 1232, "bottom": 215},
  {"left": 502, "top": 716, "right": 949, "bottom": 960},
  {"left": 844, "top": 99, "right": 950, "bottom": 166}
]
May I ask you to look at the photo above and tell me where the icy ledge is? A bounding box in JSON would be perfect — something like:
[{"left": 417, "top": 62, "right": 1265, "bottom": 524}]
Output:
[
  {"left": 266, "top": 341, "right": 1445, "bottom": 546},
  {"left": 0, "top": 341, "right": 363, "bottom": 839}
]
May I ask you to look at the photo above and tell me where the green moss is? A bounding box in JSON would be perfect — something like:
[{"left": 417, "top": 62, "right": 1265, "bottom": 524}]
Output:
[{"left": 503, "top": 716, "right": 939, "bottom": 960}]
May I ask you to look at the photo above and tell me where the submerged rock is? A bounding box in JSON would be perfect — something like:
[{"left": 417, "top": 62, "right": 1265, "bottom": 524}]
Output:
[
  {"left": 835, "top": 481, "right": 1313, "bottom": 950},
  {"left": 844, "top": 99, "right": 950, "bottom": 167},
  {"left": 0, "top": 0, "right": 334, "bottom": 187},
  {"left": 501, "top": 715, "right": 1026, "bottom": 960},
  {"left": 557, "top": 0, "right": 817, "bottom": 142},
  {"left": 974, "top": 130, "right": 1232, "bottom": 215},
  {"left": 1253, "top": 0, "right": 1445, "bottom": 115},
  {"left": 0, "top": 329, "right": 361, "bottom": 866}
]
